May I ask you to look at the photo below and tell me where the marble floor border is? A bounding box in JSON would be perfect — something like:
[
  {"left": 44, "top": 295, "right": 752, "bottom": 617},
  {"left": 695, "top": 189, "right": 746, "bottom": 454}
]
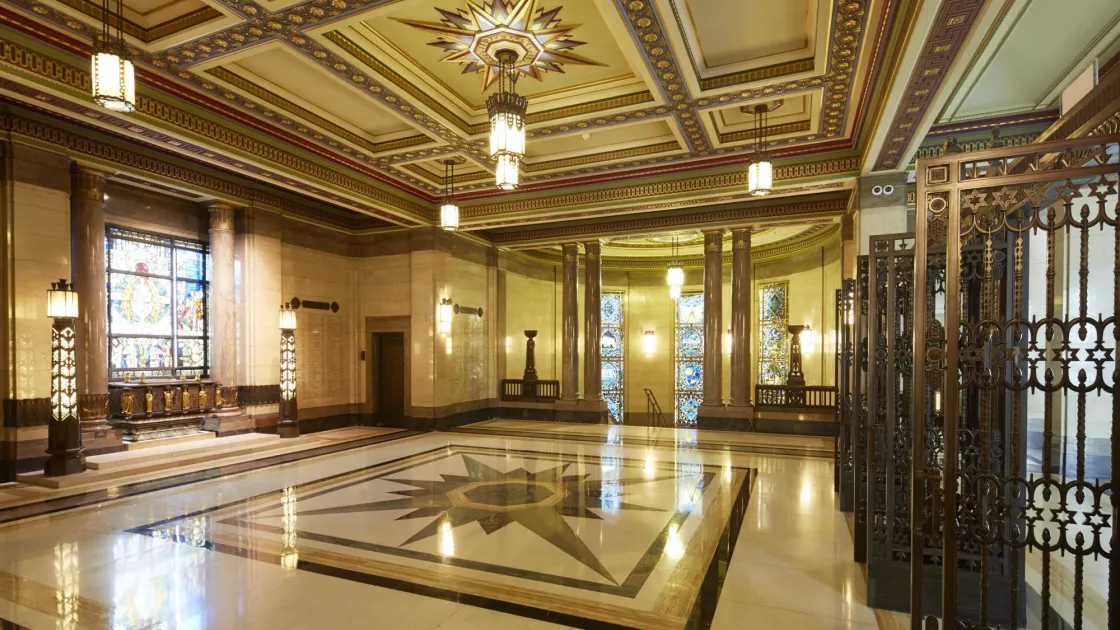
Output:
[
  {"left": 0, "top": 430, "right": 425, "bottom": 527},
  {"left": 125, "top": 443, "right": 756, "bottom": 630},
  {"left": 452, "top": 424, "right": 833, "bottom": 459}
]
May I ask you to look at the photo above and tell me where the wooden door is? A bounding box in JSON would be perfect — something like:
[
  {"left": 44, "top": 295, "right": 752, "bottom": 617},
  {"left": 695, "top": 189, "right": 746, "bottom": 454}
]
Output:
[{"left": 377, "top": 333, "right": 405, "bottom": 424}]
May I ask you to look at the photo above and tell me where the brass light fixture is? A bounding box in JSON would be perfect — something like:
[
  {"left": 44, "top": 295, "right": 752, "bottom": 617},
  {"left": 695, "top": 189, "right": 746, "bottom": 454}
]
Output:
[
  {"left": 744, "top": 103, "right": 774, "bottom": 196},
  {"left": 440, "top": 159, "right": 460, "bottom": 231},
  {"left": 666, "top": 236, "right": 684, "bottom": 300},
  {"left": 487, "top": 50, "right": 527, "bottom": 191},
  {"left": 46, "top": 279, "right": 84, "bottom": 476},
  {"left": 278, "top": 302, "right": 299, "bottom": 438},
  {"left": 91, "top": 0, "right": 136, "bottom": 112}
]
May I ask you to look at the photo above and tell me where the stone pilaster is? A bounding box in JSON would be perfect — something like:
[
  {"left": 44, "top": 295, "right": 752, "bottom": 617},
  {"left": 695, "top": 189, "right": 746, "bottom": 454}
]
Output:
[
  {"left": 560, "top": 243, "right": 580, "bottom": 401},
  {"left": 730, "top": 228, "right": 752, "bottom": 407},
  {"left": 701, "top": 230, "right": 723, "bottom": 407},
  {"left": 71, "top": 163, "right": 113, "bottom": 433},
  {"left": 582, "top": 241, "right": 602, "bottom": 401},
  {"left": 208, "top": 203, "right": 237, "bottom": 394}
]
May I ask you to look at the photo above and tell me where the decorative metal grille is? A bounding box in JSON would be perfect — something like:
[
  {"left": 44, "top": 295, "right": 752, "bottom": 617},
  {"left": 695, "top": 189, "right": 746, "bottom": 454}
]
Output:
[
  {"left": 853, "top": 255, "right": 869, "bottom": 563},
  {"left": 911, "top": 134, "right": 1120, "bottom": 628},
  {"left": 838, "top": 280, "right": 855, "bottom": 512}
]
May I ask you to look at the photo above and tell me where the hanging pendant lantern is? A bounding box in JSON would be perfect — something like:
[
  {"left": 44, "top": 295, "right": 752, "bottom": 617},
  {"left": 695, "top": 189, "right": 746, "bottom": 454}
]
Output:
[
  {"left": 487, "top": 50, "right": 526, "bottom": 191},
  {"left": 440, "top": 159, "right": 460, "bottom": 231},
  {"left": 666, "top": 236, "right": 684, "bottom": 300},
  {"left": 91, "top": 0, "right": 136, "bottom": 113},
  {"left": 744, "top": 103, "right": 774, "bottom": 197}
]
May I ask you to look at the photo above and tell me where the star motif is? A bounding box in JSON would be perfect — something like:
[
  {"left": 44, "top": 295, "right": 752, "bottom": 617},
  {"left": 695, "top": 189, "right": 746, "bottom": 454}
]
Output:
[
  {"left": 296, "top": 454, "right": 673, "bottom": 583},
  {"left": 396, "top": 0, "right": 602, "bottom": 88}
]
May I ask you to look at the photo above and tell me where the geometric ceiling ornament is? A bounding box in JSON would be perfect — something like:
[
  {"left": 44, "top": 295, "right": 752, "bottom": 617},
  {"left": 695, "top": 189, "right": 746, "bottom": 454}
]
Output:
[{"left": 395, "top": 0, "right": 602, "bottom": 88}]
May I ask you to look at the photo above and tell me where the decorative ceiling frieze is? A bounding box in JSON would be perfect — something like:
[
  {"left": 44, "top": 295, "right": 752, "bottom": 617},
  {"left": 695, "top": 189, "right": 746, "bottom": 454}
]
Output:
[
  {"left": 482, "top": 191, "right": 849, "bottom": 245},
  {"left": 871, "top": 0, "right": 987, "bottom": 171},
  {"left": 0, "top": 108, "right": 391, "bottom": 230}
]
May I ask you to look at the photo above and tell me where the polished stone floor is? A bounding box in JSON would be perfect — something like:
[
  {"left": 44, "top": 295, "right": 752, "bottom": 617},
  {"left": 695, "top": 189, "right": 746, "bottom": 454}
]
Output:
[{"left": 0, "top": 423, "right": 875, "bottom": 629}]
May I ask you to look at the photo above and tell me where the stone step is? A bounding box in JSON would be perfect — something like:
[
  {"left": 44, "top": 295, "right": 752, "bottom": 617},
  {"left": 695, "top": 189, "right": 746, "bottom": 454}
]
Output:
[
  {"left": 17, "top": 433, "right": 295, "bottom": 490},
  {"left": 122, "top": 431, "right": 215, "bottom": 451},
  {"left": 87, "top": 433, "right": 277, "bottom": 470}
]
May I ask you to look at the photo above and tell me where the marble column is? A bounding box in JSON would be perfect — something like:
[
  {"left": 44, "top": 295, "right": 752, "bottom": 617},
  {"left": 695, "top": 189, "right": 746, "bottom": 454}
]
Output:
[
  {"left": 71, "top": 164, "right": 112, "bottom": 433},
  {"left": 701, "top": 230, "right": 723, "bottom": 407},
  {"left": 582, "top": 241, "right": 602, "bottom": 401},
  {"left": 208, "top": 203, "right": 237, "bottom": 403},
  {"left": 729, "top": 228, "right": 752, "bottom": 406},
  {"left": 560, "top": 243, "right": 580, "bottom": 401}
]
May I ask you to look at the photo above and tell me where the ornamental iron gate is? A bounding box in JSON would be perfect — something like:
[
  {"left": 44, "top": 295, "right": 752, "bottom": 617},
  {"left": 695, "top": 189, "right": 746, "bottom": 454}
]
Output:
[
  {"left": 839, "top": 281, "right": 856, "bottom": 512},
  {"left": 866, "top": 230, "right": 1018, "bottom": 619},
  {"left": 854, "top": 255, "right": 870, "bottom": 563},
  {"left": 912, "top": 134, "right": 1120, "bottom": 629}
]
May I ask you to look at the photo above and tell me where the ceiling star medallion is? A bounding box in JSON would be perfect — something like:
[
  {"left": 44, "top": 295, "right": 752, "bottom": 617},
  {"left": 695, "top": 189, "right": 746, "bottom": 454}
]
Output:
[
  {"left": 297, "top": 454, "right": 670, "bottom": 583},
  {"left": 396, "top": 0, "right": 602, "bottom": 87}
]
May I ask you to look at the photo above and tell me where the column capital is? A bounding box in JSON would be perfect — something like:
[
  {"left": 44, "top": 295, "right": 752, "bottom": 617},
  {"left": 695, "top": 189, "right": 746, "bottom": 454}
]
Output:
[
  {"left": 208, "top": 202, "right": 237, "bottom": 233},
  {"left": 582, "top": 240, "right": 601, "bottom": 260},
  {"left": 70, "top": 162, "right": 113, "bottom": 202},
  {"left": 731, "top": 228, "right": 752, "bottom": 249}
]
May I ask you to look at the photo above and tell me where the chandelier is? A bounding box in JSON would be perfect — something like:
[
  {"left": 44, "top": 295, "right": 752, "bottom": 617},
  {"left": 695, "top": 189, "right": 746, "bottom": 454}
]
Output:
[
  {"left": 440, "top": 159, "right": 459, "bottom": 231},
  {"left": 745, "top": 103, "right": 773, "bottom": 196},
  {"left": 486, "top": 50, "right": 527, "bottom": 191},
  {"left": 666, "top": 236, "right": 683, "bottom": 300},
  {"left": 91, "top": 0, "right": 136, "bottom": 113}
]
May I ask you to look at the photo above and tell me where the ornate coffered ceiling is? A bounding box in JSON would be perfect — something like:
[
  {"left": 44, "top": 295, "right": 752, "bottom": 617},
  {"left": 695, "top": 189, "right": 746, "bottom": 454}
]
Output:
[{"left": 0, "top": 0, "right": 910, "bottom": 237}]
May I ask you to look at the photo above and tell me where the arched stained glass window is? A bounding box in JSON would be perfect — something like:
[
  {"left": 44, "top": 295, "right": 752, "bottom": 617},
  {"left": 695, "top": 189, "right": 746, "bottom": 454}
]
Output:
[
  {"left": 601, "top": 292, "right": 624, "bottom": 423},
  {"left": 758, "top": 281, "right": 789, "bottom": 384},
  {"left": 107, "top": 226, "right": 209, "bottom": 380},
  {"left": 674, "top": 293, "right": 704, "bottom": 425}
]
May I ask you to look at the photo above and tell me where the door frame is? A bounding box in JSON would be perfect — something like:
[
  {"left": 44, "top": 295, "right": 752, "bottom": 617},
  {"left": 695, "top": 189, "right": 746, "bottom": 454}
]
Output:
[{"left": 364, "top": 316, "right": 411, "bottom": 422}]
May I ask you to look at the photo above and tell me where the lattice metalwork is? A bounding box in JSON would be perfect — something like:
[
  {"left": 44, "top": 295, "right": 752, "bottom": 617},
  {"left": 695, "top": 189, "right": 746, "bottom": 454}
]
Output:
[
  {"left": 853, "top": 255, "right": 870, "bottom": 563},
  {"left": 838, "top": 281, "right": 855, "bottom": 512},
  {"left": 912, "top": 134, "right": 1120, "bottom": 629}
]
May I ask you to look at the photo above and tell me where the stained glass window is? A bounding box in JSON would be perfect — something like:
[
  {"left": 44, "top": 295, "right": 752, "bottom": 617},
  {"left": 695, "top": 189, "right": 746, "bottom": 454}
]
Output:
[
  {"left": 601, "top": 292, "right": 624, "bottom": 423},
  {"left": 107, "top": 226, "right": 209, "bottom": 380},
  {"left": 674, "top": 293, "right": 704, "bottom": 425},
  {"left": 758, "top": 281, "right": 789, "bottom": 384}
]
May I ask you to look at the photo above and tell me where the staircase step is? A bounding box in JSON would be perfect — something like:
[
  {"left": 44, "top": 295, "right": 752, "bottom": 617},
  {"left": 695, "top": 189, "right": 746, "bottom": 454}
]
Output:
[
  {"left": 87, "top": 433, "right": 277, "bottom": 470},
  {"left": 123, "top": 432, "right": 215, "bottom": 451},
  {"left": 18, "top": 433, "right": 295, "bottom": 489}
]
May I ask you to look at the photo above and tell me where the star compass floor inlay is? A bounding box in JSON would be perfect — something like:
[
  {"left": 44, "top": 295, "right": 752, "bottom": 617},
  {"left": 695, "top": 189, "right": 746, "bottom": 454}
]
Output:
[{"left": 129, "top": 444, "right": 755, "bottom": 630}]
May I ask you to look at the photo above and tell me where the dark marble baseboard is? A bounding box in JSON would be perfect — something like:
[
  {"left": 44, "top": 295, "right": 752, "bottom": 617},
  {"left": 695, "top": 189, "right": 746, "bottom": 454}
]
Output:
[{"left": 697, "top": 415, "right": 838, "bottom": 436}]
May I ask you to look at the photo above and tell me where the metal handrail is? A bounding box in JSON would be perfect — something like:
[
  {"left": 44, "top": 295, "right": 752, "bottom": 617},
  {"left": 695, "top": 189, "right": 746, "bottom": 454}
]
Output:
[{"left": 643, "top": 388, "right": 668, "bottom": 427}]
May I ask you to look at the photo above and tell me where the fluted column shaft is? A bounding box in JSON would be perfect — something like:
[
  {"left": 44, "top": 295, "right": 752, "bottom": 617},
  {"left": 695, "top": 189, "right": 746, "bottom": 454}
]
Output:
[
  {"left": 730, "top": 228, "right": 752, "bottom": 406},
  {"left": 560, "top": 243, "right": 580, "bottom": 401},
  {"left": 71, "top": 164, "right": 112, "bottom": 432},
  {"left": 701, "top": 230, "right": 723, "bottom": 406},
  {"left": 582, "top": 241, "right": 602, "bottom": 401},
  {"left": 208, "top": 204, "right": 237, "bottom": 393}
]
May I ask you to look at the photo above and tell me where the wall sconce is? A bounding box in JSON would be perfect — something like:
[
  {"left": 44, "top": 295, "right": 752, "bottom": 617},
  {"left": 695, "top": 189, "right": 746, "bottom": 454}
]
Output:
[
  {"left": 438, "top": 297, "right": 453, "bottom": 335},
  {"left": 45, "top": 279, "right": 84, "bottom": 477},
  {"left": 505, "top": 336, "right": 512, "bottom": 353},
  {"left": 642, "top": 329, "right": 656, "bottom": 355},
  {"left": 801, "top": 324, "right": 816, "bottom": 355},
  {"left": 278, "top": 302, "right": 299, "bottom": 438}
]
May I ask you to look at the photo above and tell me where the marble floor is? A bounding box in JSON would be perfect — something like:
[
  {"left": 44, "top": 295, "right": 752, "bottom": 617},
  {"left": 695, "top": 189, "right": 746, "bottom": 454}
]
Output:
[{"left": 0, "top": 423, "right": 875, "bottom": 629}]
